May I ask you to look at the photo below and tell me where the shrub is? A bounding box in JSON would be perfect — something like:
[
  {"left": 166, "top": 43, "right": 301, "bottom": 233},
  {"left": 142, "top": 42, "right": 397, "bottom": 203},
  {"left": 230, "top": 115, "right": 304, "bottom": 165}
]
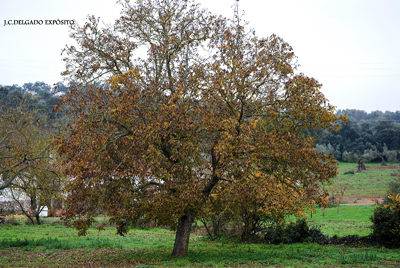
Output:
[
  {"left": 371, "top": 193, "right": 400, "bottom": 248},
  {"left": 383, "top": 180, "right": 400, "bottom": 205},
  {"left": 4, "top": 215, "right": 20, "bottom": 225},
  {"left": 315, "top": 143, "right": 341, "bottom": 160},
  {"left": 387, "top": 150, "right": 399, "bottom": 164},
  {"left": 263, "top": 218, "right": 326, "bottom": 244},
  {"left": 361, "top": 149, "right": 378, "bottom": 163},
  {"left": 342, "top": 151, "right": 359, "bottom": 163}
]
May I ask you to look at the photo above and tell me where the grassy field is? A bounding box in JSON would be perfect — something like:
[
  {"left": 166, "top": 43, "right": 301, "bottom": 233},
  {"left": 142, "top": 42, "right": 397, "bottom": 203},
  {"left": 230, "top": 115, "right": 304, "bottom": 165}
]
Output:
[
  {"left": 306, "top": 205, "right": 374, "bottom": 237},
  {"left": 0, "top": 162, "right": 400, "bottom": 267},
  {"left": 333, "top": 162, "right": 399, "bottom": 197},
  {"left": 1, "top": 222, "right": 400, "bottom": 267}
]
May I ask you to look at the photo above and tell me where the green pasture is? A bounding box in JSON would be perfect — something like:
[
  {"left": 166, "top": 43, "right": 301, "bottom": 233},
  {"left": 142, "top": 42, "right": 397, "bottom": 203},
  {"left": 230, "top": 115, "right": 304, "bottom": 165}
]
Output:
[
  {"left": 1, "top": 221, "right": 400, "bottom": 267},
  {"left": 1, "top": 162, "right": 400, "bottom": 267},
  {"left": 306, "top": 205, "right": 373, "bottom": 237},
  {"left": 334, "top": 162, "right": 400, "bottom": 197}
]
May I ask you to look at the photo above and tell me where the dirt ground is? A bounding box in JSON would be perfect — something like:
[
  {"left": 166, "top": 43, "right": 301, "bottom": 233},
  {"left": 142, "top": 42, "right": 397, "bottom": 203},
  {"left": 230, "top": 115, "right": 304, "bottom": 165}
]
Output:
[{"left": 340, "top": 195, "right": 384, "bottom": 206}]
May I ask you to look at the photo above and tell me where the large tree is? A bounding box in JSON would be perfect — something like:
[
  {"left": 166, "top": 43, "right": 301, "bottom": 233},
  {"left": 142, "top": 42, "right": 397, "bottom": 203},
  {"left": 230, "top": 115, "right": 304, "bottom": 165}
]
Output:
[{"left": 58, "top": 0, "right": 345, "bottom": 256}]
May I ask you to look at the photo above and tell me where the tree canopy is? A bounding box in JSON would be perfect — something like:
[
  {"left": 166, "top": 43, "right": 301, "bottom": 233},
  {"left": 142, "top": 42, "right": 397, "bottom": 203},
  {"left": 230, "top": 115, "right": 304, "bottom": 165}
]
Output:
[
  {"left": 0, "top": 97, "right": 65, "bottom": 225},
  {"left": 58, "top": 0, "right": 345, "bottom": 256}
]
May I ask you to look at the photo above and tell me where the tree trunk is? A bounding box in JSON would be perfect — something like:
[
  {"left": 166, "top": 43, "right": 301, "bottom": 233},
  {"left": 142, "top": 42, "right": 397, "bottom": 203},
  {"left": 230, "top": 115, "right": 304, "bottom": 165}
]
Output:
[
  {"left": 171, "top": 213, "right": 195, "bottom": 256},
  {"left": 27, "top": 215, "right": 35, "bottom": 225},
  {"left": 241, "top": 218, "right": 250, "bottom": 242},
  {"left": 379, "top": 154, "right": 387, "bottom": 166},
  {"left": 48, "top": 198, "right": 54, "bottom": 217},
  {"left": 35, "top": 214, "right": 41, "bottom": 225}
]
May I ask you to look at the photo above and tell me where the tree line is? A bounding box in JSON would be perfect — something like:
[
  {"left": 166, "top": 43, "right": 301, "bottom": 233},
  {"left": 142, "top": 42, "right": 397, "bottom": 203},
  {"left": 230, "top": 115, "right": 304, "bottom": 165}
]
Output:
[
  {"left": 316, "top": 110, "right": 400, "bottom": 163},
  {"left": 0, "top": 81, "right": 67, "bottom": 119}
]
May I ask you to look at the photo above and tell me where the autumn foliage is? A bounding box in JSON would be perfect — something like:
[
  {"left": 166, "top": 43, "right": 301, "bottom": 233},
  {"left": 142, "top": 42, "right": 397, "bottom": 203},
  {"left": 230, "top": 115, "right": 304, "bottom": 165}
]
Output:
[
  {"left": 57, "top": 0, "right": 346, "bottom": 256},
  {"left": 0, "top": 98, "right": 65, "bottom": 224}
]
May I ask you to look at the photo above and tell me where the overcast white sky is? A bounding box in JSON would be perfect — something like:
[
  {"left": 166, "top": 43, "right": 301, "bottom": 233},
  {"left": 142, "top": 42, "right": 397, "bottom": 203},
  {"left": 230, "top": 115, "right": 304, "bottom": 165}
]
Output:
[{"left": 0, "top": 0, "right": 399, "bottom": 112}]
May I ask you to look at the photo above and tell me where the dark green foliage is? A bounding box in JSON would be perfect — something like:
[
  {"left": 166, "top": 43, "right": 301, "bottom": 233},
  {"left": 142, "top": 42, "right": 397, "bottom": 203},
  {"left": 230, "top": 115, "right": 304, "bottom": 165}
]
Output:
[
  {"left": 0, "top": 237, "right": 123, "bottom": 250},
  {"left": 0, "top": 238, "right": 31, "bottom": 248},
  {"left": 383, "top": 180, "right": 400, "bottom": 205},
  {"left": 339, "top": 252, "right": 378, "bottom": 264},
  {"left": 318, "top": 234, "right": 377, "bottom": 247},
  {"left": 336, "top": 109, "right": 400, "bottom": 125},
  {"left": 0, "top": 81, "right": 67, "bottom": 119},
  {"left": 263, "top": 219, "right": 326, "bottom": 244},
  {"left": 317, "top": 109, "right": 400, "bottom": 162},
  {"left": 371, "top": 194, "right": 400, "bottom": 248}
]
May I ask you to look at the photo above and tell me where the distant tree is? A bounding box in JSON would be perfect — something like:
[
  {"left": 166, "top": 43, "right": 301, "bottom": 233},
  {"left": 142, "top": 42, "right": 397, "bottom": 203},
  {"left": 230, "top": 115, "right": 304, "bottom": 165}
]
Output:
[
  {"left": 342, "top": 151, "right": 359, "bottom": 163},
  {"left": 0, "top": 97, "right": 64, "bottom": 216},
  {"left": 33, "top": 81, "right": 51, "bottom": 92},
  {"left": 54, "top": 82, "right": 68, "bottom": 93},
  {"left": 7, "top": 156, "right": 64, "bottom": 224},
  {"left": 378, "top": 153, "right": 387, "bottom": 166},
  {"left": 22, "top": 82, "right": 34, "bottom": 93},
  {"left": 361, "top": 148, "right": 378, "bottom": 163},
  {"left": 369, "top": 110, "right": 384, "bottom": 120},
  {"left": 357, "top": 159, "right": 366, "bottom": 172},
  {"left": 354, "top": 110, "right": 368, "bottom": 121},
  {"left": 0, "top": 85, "right": 9, "bottom": 100},
  {"left": 5, "top": 89, "right": 23, "bottom": 106},
  {"left": 386, "top": 150, "right": 399, "bottom": 164}
]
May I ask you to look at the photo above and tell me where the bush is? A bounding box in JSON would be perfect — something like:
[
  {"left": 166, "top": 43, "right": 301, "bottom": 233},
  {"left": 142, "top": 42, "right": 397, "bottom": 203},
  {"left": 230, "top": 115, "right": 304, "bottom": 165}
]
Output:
[
  {"left": 342, "top": 151, "right": 359, "bottom": 163},
  {"left": 4, "top": 215, "right": 20, "bottom": 225},
  {"left": 371, "top": 193, "right": 400, "bottom": 248},
  {"left": 387, "top": 150, "right": 399, "bottom": 164},
  {"left": 361, "top": 149, "right": 377, "bottom": 163},
  {"left": 315, "top": 143, "right": 341, "bottom": 160},
  {"left": 263, "top": 218, "right": 326, "bottom": 244},
  {"left": 383, "top": 180, "right": 400, "bottom": 205}
]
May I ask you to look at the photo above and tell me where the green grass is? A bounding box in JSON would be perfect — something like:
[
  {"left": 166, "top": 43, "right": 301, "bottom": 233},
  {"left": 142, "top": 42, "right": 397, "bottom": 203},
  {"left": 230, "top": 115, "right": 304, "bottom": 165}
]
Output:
[
  {"left": 306, "top": 205, "right": 374, "bottom": 237},
  {"left": 335, "top": 162, "right": 400, "bottom": 196},
  {"left": 1, "top": 222, "right": 400, "bottom": 267},
  {"left": 0, "top": 223, "right": 174, "bottom": 250},
  {"left": 1, "top": 162, "right": 399, "bottom": 267}
]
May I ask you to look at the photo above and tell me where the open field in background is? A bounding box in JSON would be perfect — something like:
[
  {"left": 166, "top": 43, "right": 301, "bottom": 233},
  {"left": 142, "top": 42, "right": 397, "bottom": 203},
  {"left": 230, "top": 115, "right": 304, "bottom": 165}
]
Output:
[
  {"left": 333, "top": 162, "right": 400, "bottom": 198},
  {"left": 1, "top": 162, "right": 400, "bottom": 267},
  {"left": 306, "top": 205, "right": 374, "bottom": 237},
  {"left": 304, "top": 162, "right": 400, "bottom": 238}
]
